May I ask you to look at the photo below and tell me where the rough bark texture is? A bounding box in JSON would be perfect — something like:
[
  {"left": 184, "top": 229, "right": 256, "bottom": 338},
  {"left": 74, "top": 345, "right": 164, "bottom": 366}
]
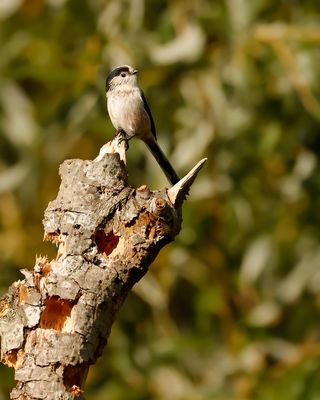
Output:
[{"left": 0, "top": 140, "right": 205, "bottom": 399}]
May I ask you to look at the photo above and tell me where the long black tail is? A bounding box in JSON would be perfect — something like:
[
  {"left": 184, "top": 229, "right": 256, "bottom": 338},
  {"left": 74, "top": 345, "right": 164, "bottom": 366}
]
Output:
[{"left": 145, "top": 138, "right": 180, "bottom": 185}]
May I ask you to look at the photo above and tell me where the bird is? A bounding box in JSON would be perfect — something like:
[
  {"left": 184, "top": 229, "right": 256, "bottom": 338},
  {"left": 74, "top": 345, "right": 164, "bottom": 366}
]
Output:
[{"left": 106, "top": 65, "right": 180, "bottom": 185}]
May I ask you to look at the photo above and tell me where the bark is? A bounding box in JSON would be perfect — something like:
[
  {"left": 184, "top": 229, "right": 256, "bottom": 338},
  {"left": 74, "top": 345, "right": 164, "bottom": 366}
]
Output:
[{"left": 0, "top": 137, "right": 206, "bottom": 400}]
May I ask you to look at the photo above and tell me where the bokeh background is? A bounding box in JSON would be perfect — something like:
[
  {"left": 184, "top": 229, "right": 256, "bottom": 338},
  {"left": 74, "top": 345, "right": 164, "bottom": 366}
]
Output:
[{"left": 1, "top": 0, "right": 320, "bottom": 399}]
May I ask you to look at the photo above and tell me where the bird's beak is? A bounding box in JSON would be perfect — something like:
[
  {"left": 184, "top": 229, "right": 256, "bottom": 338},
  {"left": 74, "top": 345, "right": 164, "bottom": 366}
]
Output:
[{"left": 132, "top": 69, "right": 138, "bottom": 75}]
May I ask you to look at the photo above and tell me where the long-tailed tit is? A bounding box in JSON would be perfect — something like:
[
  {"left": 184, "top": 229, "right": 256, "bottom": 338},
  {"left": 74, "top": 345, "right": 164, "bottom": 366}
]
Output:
[{"left": 106, "top": 65, "right": 180, "bottom": 185}]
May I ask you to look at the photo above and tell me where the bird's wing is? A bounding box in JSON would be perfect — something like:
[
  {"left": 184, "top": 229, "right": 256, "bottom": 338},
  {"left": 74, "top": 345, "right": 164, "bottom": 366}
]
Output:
[{"left": 140, "top": 90, "right": 157, "bottom": 139}]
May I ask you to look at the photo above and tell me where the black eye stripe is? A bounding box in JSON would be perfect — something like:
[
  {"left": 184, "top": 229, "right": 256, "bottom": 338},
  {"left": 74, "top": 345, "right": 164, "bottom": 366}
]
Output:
[
  {"left": 113, "top": 67, "right": 129, "bottom": 77},
  {"left": 106, "top": 66, "right": 131, "bottom": 91}
]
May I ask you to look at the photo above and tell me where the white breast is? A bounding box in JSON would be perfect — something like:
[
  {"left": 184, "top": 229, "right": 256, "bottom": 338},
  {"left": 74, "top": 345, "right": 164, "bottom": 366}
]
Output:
[{"left": 107, "top": 87, "right": 151, "bottom": 139}]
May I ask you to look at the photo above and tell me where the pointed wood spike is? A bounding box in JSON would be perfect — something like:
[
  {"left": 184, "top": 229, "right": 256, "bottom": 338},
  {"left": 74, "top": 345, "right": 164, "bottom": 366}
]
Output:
[
  {"left": 167, "top": 158, "right": 207, "bottom": 207},
  {"left": 95, "top": 131, "right": 127, "bottom": 163}
]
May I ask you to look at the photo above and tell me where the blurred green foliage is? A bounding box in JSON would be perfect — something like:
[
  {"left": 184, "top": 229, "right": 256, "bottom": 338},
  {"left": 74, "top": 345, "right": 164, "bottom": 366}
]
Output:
[{"left": 1, "top": 0, "right": 320, "bottom": 399}]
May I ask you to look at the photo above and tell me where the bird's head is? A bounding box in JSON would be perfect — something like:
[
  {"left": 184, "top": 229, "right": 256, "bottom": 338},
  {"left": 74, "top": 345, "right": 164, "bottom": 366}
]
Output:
[{"left": 106, "top": 65, "right": 138, "bottom": 92}]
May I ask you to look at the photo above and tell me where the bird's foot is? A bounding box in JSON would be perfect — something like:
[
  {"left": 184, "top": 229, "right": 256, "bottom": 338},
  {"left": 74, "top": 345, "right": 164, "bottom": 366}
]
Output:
[{"left": 114, "top": 129, "right": 129, "bottom": 151}]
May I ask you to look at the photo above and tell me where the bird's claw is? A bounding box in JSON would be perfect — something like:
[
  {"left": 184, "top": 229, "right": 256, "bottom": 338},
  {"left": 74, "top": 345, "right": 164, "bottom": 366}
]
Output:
[{"left": 114, "top": 129, "right": 129, "bottom": 151}]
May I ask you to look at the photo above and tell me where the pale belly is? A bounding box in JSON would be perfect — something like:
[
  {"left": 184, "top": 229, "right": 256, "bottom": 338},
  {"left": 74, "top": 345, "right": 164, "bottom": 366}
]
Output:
[{"left": 107, "top": 93, "right": 150, "bottom": 139}]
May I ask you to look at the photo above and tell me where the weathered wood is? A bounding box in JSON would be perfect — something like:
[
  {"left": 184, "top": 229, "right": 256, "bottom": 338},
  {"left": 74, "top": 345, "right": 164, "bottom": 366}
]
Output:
[{"left": 0, "top": 138, "right": 206, "bottom": 399}]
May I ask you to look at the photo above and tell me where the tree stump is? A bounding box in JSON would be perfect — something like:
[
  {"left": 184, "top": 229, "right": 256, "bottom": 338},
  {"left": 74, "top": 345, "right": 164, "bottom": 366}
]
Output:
[{"left": 0, "top": 137, "right": 206, "bottom": 399}]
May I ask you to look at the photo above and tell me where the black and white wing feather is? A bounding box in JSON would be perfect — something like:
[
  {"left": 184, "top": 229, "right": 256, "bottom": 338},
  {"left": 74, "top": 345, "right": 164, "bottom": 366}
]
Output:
[{"left": 140, "top": 90, "right": 157, "bottom": 139}]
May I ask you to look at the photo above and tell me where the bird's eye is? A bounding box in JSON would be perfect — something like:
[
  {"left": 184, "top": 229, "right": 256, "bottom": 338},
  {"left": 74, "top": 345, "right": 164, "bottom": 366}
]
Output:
[{"left": 121, "top": 72, "right": 126, "bottom": 77}]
